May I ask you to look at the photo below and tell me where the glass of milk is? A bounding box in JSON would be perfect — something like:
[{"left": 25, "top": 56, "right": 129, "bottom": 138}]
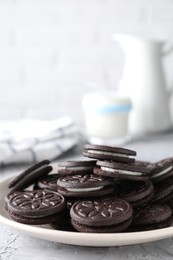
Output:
[{"left": 82, "top": 89, "right": 132, "bottom": 145}]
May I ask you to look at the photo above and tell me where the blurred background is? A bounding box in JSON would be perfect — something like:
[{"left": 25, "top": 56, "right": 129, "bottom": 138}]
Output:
[{"left": 1, "top": 0, "right": 173, "bottom": 128}]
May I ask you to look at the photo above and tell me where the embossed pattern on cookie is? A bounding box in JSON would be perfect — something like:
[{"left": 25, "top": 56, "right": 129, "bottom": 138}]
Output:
[{"left": 8, "top": 190, "right": 66, "bottom": 217}]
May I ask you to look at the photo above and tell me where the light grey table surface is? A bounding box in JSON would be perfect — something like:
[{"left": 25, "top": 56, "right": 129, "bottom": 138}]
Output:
[{"left": 1, "top": 132, "right": 173, "bottom": 260}]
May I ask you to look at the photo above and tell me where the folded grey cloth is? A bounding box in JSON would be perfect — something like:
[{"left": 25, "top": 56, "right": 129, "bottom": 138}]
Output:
[{"left": 0, "top": 117, "right": 80, "bottom": 166}]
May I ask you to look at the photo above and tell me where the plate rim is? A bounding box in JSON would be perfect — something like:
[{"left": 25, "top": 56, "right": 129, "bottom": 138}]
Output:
[{"left": 1, "top": 174, "right": 173, "bottom": 247}]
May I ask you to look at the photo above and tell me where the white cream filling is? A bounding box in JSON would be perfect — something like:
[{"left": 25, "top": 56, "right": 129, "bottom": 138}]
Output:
[
  {"left": 58, "top": 166, "right": 93, "bottom": 171},
  {"left": 151, "top": 166, "right": 173, "bottom": 179},
  {"left": 88, "top": 150, "right": 131, "bottom": 158},
  {"left": 66, "top": 186, "right": 103, "bottom": 192},
  {"left": 101, "top": 166, "right": 142, "bottom": 176}
]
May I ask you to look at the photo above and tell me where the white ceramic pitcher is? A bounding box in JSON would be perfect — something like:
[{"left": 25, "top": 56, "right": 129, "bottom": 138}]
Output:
[{"left": 113, "top": 34, "right": 173, "bottom": 136}]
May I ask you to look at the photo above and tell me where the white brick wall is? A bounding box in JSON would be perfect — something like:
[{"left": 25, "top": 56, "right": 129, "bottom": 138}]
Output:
[{"left": 0, "top": 0, "right": 173, "bottom": 127}]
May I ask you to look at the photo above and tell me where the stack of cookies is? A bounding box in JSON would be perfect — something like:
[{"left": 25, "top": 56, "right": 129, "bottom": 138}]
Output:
[{"left": 5, "top": 144, "right": 173, "bottom": 233}]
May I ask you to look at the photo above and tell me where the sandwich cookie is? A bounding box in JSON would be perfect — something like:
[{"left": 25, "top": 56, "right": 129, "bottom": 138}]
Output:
[
  {"left": 117, "top": 180, "right": 154, "bottom": 208},
  {"left": 8, "top": 160, "right": 52, "bottom": 192},
  {"left": 94, "top": 160, "right": 150, "bottom": 181},
  {"left": 50, "top": 218, "right": 76, "bottom": 232},
  {"left": 135, "top": 160, "right": 153, "bottom": 170},
  {"left": 50, "top": 209, "right": 76, "bottom": 232},
  {"left": 57, "top": 160, "right": 96, "bottom": 175},
  {"left": 130, "top": 204, "right": 172, "bottom": 231},
  {"left": 35, "top": 174, "right": 59, "bottom": 191},
  {"left": 166, "top": 198, "right": 173, "bottom": 211},
  {"left": 7, "top": 189, "right": 66, "bottom": 225},
  {"left": 5, "top": 191, "right": 21, "bottom": 210},
  {"left": 70, "top": 198, "right": 133, "bottom": 233},
  {"left": 151, "top": 176, "right": 173, "bottom": 204},
  {"left": 57, "top": 174, "right": 115, "bottom": 198},
  {"left": 150, "top": 158, "right": 173, "bottom": 183},
  {"left": 83, "top": 144, "right": 136, "bottom": 163}
]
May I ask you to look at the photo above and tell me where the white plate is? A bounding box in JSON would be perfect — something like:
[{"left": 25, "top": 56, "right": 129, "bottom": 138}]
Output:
[{"left": 1, "top": 175, "right": 173, "bottom": 247}]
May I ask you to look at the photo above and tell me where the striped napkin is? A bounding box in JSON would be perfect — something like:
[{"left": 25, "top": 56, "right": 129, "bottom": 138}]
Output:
[{"left": 0, "top": 117, "right": 80, "bottom": 166}]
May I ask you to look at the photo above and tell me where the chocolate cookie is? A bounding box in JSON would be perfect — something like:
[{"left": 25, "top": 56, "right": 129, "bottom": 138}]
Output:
[
  {"left": 94, "top": 160, "right": 150, "bottom": 181},
  {"left": 50, "top": 218, "right": 76, "bottom": 232},
  {"left": 57, "top": 160, "right": 96, "bottom": 175},
  {"left": 83, "top": 144, "right": 136, "bottom": 163},
  {"left": 7, "top": 207, "right": 66, "bottom": 225},
  {"left": 70, "top": 198, "right": 133, "bottom": 233},
  {"left": 5, "top": 191, "right": 21, "bottom": 204},
  {"left": 50, "top": 209, "right": 76, "bottom": 232},
  {"left": 150, "top": 158, "right": 173, "bottom": 183},
  {"left": 7, "top": 189, "right": 66, "bottom": 224},
  {"left": 135, "top": 160, "right": 153, "bottom": 170},
  {"left": 57, "top": 174, "right": 115, "bottom": 198},
  {"left": 5, "top": 191, "right": 21, "bottom": 210},
  {"left": 167, "top": 198, "right": 173, "bottom": 211},
  {"left": 36, "top": 174, "right": 59, "bottom": 191},
  {"left": 151, "top": 176, "right": 173, "bottom": 204},
  {"left": 131, "top": 204, "right": 172, "bottom": 231},
  {"left": 8, "top": 160, "right": 52, "bottom": 192},
  {"left": 117, "top": 180, "right": 154, "bottom": 208}
]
